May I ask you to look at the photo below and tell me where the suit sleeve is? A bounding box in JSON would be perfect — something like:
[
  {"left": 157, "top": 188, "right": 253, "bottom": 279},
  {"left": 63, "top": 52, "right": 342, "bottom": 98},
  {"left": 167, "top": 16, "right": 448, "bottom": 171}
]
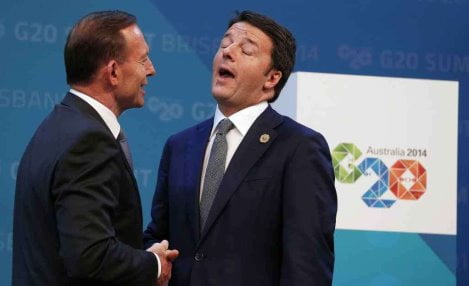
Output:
[
  {"left": 280, "top": 132, "right": 337, "bottom": 286},
  {"left": 143, "top": 138, "right": 171, "bottom": 249},
  {"left": 51, "top": 130, "right": 157, "bottom": 285}
]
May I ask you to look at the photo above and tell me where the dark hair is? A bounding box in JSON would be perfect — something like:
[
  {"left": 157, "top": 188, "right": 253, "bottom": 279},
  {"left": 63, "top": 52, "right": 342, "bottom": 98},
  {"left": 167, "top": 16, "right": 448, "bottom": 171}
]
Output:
[
  {"left": 64, "top": 10, "right": 137, "bottom": 85},
  {"left": 228, "top": 11, "right": 296, "bottom": 103}
]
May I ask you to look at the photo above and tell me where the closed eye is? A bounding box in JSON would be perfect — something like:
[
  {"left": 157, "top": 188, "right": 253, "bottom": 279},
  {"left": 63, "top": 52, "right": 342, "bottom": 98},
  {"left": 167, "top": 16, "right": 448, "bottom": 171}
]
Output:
[
  {"left": 241, "top": 42, "right": 256, "bottom": 56},
  {"left": 220, "top": 37, "right": 232, "bottom": 49},
  {"left": 136, "top": 55, "right": 150, "bottom": 66}
]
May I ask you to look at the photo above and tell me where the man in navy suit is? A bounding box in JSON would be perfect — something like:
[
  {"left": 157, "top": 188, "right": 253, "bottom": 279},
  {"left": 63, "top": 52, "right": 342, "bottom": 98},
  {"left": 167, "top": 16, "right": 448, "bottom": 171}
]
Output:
[
  {"left": 144, "top": 11, "right": 337, "bottom": 285},
  {"left": 13, "top": 11, "right": 177, "bottom": 286}
]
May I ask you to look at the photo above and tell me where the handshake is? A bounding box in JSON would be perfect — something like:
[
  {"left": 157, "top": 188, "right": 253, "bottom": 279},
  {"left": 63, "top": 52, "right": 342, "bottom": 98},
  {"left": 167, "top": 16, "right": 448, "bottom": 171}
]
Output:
[{"left": 146, "top": 240, "right": 179, "bottom": 286}]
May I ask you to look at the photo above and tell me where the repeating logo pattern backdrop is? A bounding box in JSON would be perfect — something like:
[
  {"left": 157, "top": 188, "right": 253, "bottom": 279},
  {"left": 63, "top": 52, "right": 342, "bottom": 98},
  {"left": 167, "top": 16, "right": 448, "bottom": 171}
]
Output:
[{"left": 1, "top": 1, "right": 468, "bottom": 285}]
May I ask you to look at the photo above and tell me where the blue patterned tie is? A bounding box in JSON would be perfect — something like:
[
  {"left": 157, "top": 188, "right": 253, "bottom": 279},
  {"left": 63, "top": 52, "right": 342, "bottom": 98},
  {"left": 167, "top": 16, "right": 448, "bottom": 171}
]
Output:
[
  {"left": 118, "top": 130, "right": 133, "bottom": 170},
  {"left": 200, "top": 119, "right": 234, "bottom": 230}
]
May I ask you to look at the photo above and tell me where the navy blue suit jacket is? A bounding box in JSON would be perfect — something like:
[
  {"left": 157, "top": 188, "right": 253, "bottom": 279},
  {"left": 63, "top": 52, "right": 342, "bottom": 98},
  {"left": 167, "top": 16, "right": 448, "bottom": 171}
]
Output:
[
  {"left": 13, "top": 93, "right": 157, "bottom": 285},
  {"left": 144, "top": 106, "right": 337, "bottom": 286}
]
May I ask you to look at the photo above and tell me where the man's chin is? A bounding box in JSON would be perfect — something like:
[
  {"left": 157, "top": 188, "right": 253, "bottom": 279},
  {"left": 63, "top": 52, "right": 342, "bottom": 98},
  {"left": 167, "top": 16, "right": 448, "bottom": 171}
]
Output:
[
  {"left": 135, "top": 101, "right": 144, "bottom": 108},
  {"left": 212, "top": 94, "right": 227, "bottom": 104},
  {"left": 136, "top": 95, "right": 145, "bottom": 107},
  {"left": 130, "top": 100, "right": 145, "bottom": 110},
  {"left": 211, "top": 88, "right": 232, "bottom": 102}
]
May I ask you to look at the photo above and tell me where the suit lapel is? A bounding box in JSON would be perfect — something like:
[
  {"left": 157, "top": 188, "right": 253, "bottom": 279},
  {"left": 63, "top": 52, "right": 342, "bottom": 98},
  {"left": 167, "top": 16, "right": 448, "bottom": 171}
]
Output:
[
  {"left": 185, "top": 119, "right": 213, "bottom": 241},
  {"left": 198, "top": 107, "right": 283, "bottom": 243},
  {"left": 61, "top": 93, "right": 138, "bottom": 189}
]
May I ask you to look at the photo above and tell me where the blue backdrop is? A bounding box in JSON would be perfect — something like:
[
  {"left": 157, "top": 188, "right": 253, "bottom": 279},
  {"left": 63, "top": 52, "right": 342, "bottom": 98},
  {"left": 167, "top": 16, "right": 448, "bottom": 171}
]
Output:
[{"left": 0, "top": 1, "right": 467, "bottom": 285}]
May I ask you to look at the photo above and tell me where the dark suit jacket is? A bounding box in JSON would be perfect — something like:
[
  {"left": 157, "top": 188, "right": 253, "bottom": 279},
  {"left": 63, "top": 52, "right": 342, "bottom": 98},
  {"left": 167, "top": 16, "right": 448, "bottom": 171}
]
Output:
[
  {"left": 13, "top": 93, "right": 157, "bottom": 286},
  {"left": 144, "top": 106, "right": 337, "bottom": 286}
]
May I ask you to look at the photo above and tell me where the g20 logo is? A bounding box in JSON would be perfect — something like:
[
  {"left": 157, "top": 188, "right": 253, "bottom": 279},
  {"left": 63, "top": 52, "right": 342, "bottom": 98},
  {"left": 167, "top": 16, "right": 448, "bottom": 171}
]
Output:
[{"left": 332, "top": 143, "right": 427, "bottom": 208}]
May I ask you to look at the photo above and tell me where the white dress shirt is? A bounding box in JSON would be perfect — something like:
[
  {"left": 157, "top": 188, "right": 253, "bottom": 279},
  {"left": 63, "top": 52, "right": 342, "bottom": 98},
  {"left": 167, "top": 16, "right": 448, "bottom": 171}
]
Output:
[
  {"left": 199, "top": 101, "right": 269, "bottom": 200},
  {"left": 69, "top": 89, "right": 121, "bottom": 138},
  {"left": 69, "top": 89, "right": 162, "bottom": 278}
]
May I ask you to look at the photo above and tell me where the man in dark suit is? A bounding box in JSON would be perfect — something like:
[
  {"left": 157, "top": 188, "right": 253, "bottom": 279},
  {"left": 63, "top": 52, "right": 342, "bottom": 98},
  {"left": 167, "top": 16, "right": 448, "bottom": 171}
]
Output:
[
  {"left": 144, "top": 11, "right": 337, "bottom": 286},
  {"left": 13, "top": 11, "right": 177, "bottom": 286}
]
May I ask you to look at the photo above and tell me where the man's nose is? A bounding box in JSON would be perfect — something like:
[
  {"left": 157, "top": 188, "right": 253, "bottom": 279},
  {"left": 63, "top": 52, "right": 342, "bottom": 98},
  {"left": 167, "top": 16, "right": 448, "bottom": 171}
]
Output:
[
  {"left": 222, "top": 44, "right": 237, "bottom": 61},
  {"left": 147, "top": 58, "right": 156, "bottom": 76}
]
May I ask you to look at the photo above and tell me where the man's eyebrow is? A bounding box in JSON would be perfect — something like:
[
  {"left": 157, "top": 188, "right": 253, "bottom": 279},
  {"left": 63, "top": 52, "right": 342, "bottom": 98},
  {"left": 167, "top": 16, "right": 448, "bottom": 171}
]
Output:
[{"left": 222, "top": 29, "right": 259, "bottom": 47}]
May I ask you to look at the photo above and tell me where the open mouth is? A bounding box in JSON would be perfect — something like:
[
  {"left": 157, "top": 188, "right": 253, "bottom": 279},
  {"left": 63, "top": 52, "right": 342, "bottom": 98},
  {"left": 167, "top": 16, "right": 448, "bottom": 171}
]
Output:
[{"left": 218, "top": 67, "right": 235, "bottom": 78}]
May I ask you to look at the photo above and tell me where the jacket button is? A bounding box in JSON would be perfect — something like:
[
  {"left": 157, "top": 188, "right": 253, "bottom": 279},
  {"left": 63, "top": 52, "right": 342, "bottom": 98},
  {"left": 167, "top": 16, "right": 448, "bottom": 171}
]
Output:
[{"left": 194, "top": 252, "right": 205, "bottom": 261}]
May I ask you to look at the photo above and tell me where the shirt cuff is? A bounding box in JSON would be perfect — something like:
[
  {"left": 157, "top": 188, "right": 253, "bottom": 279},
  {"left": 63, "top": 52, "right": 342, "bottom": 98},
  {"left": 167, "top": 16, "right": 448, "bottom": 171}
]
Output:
[{"left": 152, "top": 252, "right": 161, "bottom": 279}]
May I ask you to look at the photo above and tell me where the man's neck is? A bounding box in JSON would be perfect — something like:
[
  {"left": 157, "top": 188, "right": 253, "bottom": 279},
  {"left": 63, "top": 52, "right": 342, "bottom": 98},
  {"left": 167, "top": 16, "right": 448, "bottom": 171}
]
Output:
[{"left": 71, "top": 84, "right": 120, "bottom": 116}]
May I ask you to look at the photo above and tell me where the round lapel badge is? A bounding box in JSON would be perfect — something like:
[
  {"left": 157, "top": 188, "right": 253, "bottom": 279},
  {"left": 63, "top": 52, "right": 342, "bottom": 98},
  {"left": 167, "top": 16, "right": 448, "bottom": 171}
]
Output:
[{"left": 259, "top": 133, "right": 270, "bottom": 144}]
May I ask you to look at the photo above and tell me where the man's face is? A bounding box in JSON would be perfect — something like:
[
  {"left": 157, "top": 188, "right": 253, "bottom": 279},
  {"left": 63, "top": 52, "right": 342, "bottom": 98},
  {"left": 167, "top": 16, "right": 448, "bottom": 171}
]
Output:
[
  {"left": 212, "top": 22, "right": 279, "bottom": 115},
  {"left": 115, "top": 24, "right": 156, "bottom": 113}
]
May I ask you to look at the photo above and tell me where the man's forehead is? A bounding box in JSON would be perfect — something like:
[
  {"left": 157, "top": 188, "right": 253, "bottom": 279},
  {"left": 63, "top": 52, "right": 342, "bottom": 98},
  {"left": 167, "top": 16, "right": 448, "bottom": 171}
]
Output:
[
  {"left": 226, "top": 22, "right": 265, "bottom": 42},
  {"left": 120, "top": 24, "right": 142, "bottom": 38}
]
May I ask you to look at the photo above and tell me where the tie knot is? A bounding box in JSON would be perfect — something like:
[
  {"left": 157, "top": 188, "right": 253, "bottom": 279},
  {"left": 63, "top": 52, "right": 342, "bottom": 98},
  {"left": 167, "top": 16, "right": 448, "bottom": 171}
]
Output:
[{"left": 216, "top": 119, "right": 234, "bottom": 135}]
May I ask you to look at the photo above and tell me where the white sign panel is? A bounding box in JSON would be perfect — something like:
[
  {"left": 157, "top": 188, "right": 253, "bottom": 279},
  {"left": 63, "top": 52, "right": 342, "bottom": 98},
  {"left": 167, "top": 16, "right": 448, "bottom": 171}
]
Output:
[{"left": 274, "top": 72, "right": 458, "bottom": 235}]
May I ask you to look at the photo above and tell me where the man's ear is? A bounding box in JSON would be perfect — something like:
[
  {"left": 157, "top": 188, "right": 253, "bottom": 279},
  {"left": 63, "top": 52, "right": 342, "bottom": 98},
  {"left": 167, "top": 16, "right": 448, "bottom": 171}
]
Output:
[
  {"left": 105, "top": 60, "right": 120, "bottom": 86},
  {"left": 264, "top": 69, "right": 282, "bottom": 90}
]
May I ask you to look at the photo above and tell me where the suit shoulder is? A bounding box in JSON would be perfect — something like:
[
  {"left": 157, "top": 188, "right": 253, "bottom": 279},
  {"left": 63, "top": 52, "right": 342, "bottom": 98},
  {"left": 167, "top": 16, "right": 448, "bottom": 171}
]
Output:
[
  {"left": 279, "top": 115, "right": 326, "bottom": 142},
  {"left": 29, "top": 104, "right": 117, "bottom": 159},
  {"left": 38, "top": 103, "right": 108, "bottom": 134},
  {"left": 277, "top": 116, "right": 333, "bottom": 168}
]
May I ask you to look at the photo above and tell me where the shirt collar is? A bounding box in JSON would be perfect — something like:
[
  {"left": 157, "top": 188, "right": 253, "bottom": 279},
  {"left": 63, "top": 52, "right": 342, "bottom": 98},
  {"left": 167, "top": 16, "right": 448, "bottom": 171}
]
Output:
[
  {"left": 69, "top": 89, "right": 121, "bottom": 139},
  {"left": 212, "top": 101, "right": 268, "bottom": 137}
]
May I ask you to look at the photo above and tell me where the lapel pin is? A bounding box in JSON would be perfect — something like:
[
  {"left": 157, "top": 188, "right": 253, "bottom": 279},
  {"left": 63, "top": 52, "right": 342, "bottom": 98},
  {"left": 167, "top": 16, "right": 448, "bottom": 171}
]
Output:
[{"left": 259, "top": 133, "right": 270, "bottom": 144}]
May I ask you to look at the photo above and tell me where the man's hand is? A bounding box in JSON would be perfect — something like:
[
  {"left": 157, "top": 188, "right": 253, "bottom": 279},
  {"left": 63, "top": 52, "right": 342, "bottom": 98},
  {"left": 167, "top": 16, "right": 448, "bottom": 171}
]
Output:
[{"left": 147, "top": 240, "right": 179, "bottom": 286}]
